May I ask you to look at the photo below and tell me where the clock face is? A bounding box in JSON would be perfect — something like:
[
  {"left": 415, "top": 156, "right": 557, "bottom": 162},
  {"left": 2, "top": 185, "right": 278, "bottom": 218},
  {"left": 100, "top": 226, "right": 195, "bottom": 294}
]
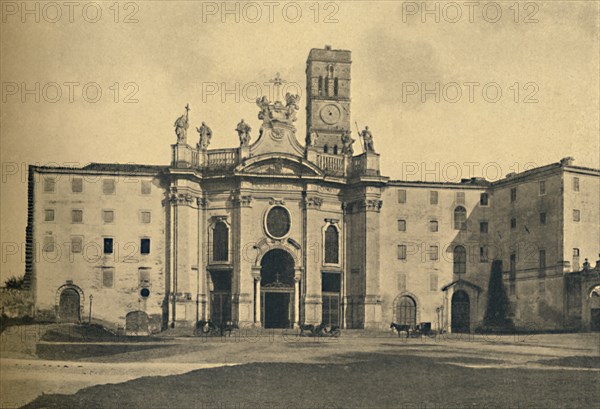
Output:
[{"left": 320, "top": 104, "right": 341, "bottom": 125}]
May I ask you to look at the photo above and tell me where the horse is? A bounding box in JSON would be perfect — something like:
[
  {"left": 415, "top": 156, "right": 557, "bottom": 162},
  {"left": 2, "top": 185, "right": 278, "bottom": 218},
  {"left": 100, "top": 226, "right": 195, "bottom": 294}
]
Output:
[
  {"left": 299, "top": 323, "right": 316, "bottom": 336},
  {"left": 194, "top": 320, "right": 218, "bottom": 336},
  {"left": 219, "top": 321, "right": 239, "bottom": 337},
  {"left": 390, "top": 322, "right": 412, "bottom": 338}
]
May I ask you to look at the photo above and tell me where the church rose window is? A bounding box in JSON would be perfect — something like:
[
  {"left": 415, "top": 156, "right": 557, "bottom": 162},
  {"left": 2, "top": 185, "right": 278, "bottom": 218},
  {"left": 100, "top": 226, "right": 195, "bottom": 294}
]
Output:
[{"left": 265, "top": 206, "right": 291, "bottom": 239}]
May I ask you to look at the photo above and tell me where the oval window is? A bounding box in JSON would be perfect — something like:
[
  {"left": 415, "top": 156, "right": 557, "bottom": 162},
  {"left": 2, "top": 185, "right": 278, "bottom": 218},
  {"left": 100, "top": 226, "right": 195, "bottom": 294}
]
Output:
[
  {"left": 140, "top": 288, "right": 150, "bottom": 298},
  {"left": 266, "top": 206, "right": 291, "bottom": 239}
]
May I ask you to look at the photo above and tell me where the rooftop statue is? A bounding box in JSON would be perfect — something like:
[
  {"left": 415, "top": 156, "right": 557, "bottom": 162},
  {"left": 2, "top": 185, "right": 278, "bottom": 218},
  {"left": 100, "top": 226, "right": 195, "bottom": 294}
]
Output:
[
  {"left": 359, "top": 126, "right": 375, "bottom": 153},
  {"left": 236, "top": 119, "right": 252, "bottom": 146},
  {"left": 196, "top": 122, "right": 212, "bottom": 150},
  {"left": 306, "top": 127, "right": 318, "bottom": 147},
  {"left": 285, "top": 92, "right": 300, "bottom": 123},
  {"left": 174, "top": 104, "right": 190, "bottom": 144},
  {"left": 256, "top": 96, "right": 272, "bottom": 123},
  {"left": 341, "top": 130, "right": 355, "bottom": 156}
]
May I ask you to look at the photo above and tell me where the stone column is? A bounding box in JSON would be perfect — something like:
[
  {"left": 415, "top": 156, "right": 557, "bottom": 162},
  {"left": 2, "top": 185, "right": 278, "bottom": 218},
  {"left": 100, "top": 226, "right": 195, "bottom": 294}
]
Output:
[
  {"left": 253, "top": 273, "right": 261, "bottom": 326},
  {"left": 303, "top": 194, "right": 323, "bottom": 324},
  {"left": 363, "top": 198, "right": 383, "bottom": 330},
  {"left": 294, "top": 277, "right": 300, "bottom": 328},
  {"left": 235, "top": 193, "right": 254, "bottom": 325}
]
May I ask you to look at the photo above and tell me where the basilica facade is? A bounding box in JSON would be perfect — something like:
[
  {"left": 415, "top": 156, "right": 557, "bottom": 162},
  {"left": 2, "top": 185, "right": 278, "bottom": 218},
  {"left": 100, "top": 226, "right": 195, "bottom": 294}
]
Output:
[{"left": 26, "top": 46, "right": 600, "bottom": 334}]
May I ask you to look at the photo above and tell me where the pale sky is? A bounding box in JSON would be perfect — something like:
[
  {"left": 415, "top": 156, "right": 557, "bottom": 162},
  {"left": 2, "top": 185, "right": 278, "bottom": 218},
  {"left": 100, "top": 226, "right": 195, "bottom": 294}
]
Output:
[{"left": 1, "top": 1, "right": 599, "bottom": 279}]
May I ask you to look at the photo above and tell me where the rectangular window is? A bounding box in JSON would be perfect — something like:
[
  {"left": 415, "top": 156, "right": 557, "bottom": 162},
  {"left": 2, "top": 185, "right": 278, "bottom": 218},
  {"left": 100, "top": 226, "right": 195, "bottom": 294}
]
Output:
[
  {"left": 141, "top": 181, "right": 152, "bottom": 195},
  {"left": 102, "top": 268, "right": 114, "bottom": 288},
  {"left": 43, "top": 235, "right": 55, "bottom": 252},
  {"left": 539, "top": 180, "right": 546, "bottom": 195},
  {"left": 397, "top": 273, "right": 406, "bottom": 291},
  {"left": 71, "top": 209, "right": 83, "bottom": 224},
  {"left": 397, "top": 189, "right": 406, "bottom": 204},
  {"left": 430, "top": 191, "right": 438, "bottom": 205},
  {"left": 397, "top": 245, "right": 407, "bottom": 260},
  {"left": 102, "top": 179, "right": 116, "bottom": 195},
  {"left": 509, "top": 253, "right": 517, "bottom": 296},
  {"left": 429, "top": 274, "right": 438, "bottom": 291},
  {"left": 480, "top": 221, "right": 488, "bottom": 234},
  {"left": 139, "top": 268, "right": 151, "bottom": 286},
  {"left": 429, "top": 245, "right": 439, "bottom": 261},
  {"left": 539, "top": 280, "right": 546, "bottom": 293},
  {"left": 573, "top": 209, "right": 580, "bottom": 222},
  {"left": 456, "top": 192, "right": 465, "bottom": 205},
  {"left": 510, "top": 218, "right": 516, "bottom": 229},
  {"left": 322, "top": 272, "right": 341, "bottom": 293},
  {"left": 71, "top": 236, "right": 83, "bottom": 254},
  {"left": 44, "top": 209, "right": 55, "bottom": 222},
  {"left": 509, "top": 281, "right": 516, "bottom": 296},
  {"left": 573, "top": 248, "right": 580, "bottom": 271},
  {"left": 141, "top": 211, "right": 151, "bottom": 224},
  {"left": 539, "top": 249, "right": 546, "bottom": 278},
  {"left": 540, "top": 212, "right": 546, "bottom": 225},
  {"left": 480, "top": 193, "right": 489, "bottom": 206},
  {"left": 573, "top": 177, "right": 579, "bottom": 192},
  {"left": 140, "top": 238, "right": 151, "bottom": 255},
  {"left": 43, "top": 177, "right": 55, "bottom": 193},
  {"left": 72, "top": 178, "right": 83, "bottom": 193},
  {"left": 510, "top": 187, "right": 517, "bottom": 203},
  {"left": 103, "top": 238, "right": 113, "bottom": 254},
  {"left": 102, "top": 210, "right": 114, "bottom": 224},
  {"left": 510, "top": 253, "right": 517, "bottom": 276},
  {"left": 397, "top": 219, "right": 406, "bottom": 232},
  {"left": 429, "top": 220, "right": 438, "bottom": 232},
  {"left": 480, "top": 246, "right": 488, "bottom": 262}
]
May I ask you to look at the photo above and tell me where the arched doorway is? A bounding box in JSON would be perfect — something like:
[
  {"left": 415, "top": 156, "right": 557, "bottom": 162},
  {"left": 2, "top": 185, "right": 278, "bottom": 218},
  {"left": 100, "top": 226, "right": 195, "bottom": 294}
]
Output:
[
  {"left": 395, "top": 295, "right": 417, "bottom": 327},
  {"left": 451, "top": 290, "right": 470, "bottom": 333},
  {"left": 126, "top": 311, "right": 150, "bottom": 335},
  {"left": 261, "top": 249, "right": 295, "bottom": 328},
  {"left": 59, "top": 288, "right": 81, "bottom": 322},
  {"left": 590, "top": 286, "right": 600, "bottom": 332}
]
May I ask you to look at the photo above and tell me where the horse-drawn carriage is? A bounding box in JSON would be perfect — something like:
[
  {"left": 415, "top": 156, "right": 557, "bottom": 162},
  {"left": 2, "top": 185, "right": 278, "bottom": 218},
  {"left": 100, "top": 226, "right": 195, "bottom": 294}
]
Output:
[
  {"left": 299, "top": 323, "right": 341, "bottom": 337},
  {"left": 390, "top": 322, "right": 434, "bottom": 338},
  {"left": 194, "top": 320, "right": 238, "bottom": 337}
]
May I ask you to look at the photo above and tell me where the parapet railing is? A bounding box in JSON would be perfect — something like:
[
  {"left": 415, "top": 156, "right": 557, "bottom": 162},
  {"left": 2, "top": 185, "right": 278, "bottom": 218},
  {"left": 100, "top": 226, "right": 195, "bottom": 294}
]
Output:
[{"left": 172, "top": 144, "right": 379, "bottom": 177}]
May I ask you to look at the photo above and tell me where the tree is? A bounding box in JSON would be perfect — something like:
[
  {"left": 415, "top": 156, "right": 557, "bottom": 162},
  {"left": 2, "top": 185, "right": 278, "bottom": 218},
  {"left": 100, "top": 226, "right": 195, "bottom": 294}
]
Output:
[
  {"left": 483, "top": 260, "right": 514, "bottom": 330},
  {"left": 4, "top": 275, "right": 25, "bottom": 290}
]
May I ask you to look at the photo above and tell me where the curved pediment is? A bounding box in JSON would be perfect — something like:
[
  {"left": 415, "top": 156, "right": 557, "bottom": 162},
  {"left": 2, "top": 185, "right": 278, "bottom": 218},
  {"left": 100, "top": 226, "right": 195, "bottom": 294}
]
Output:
[{"left": 236, "top": 153, "right": 323, "bottom": 177}]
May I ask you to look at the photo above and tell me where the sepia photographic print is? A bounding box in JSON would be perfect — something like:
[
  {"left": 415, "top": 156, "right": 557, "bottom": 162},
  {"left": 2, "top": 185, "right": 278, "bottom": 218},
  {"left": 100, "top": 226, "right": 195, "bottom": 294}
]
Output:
[{"left": 1, "top": 1, "right": 599, "bottom": 408}]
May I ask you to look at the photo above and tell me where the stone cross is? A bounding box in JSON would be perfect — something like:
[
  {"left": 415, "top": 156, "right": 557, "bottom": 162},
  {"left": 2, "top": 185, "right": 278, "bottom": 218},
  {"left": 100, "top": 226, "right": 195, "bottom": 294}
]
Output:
[{"left": 267, "top": 72, "right": 287, "bottom": 102}]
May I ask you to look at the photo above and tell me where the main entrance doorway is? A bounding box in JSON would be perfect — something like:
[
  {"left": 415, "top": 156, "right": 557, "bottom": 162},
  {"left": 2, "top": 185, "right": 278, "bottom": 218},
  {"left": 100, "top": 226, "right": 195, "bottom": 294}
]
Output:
[
  {"left": 260, "top": 249, "right": 295, "bottom": 328},
  {"left": 451, "top": 290, "right": 470, "bottom": 333}
]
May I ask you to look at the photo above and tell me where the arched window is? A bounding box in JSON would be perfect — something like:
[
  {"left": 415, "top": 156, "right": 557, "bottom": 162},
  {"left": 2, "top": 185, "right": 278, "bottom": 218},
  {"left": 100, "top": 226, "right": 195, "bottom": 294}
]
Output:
[
  {"left": 318, "top": 76, "right": 323, "bottom": 96},
  {"left": 324, "top": 145, "right": 328, "bottom": 154},
  {"left": 454, "top": 206, "right": 467, "bottom": 230},
  {"left": 396, "top": 296, "right": 416, "bottom": 327},
  {"left": 213, "top": 221, "right": 229, "bottom": 262},
  {"left": 324, "top": 78, "right": 329, "bottom": 96},
  {"left": 334, "top": 78, "right": 339, "bottom": 96},
  {"left": 453, "top": 245, "right": 466, "bottom": 275},
  {"left": 333, "top": 145, "right": 338, "bottom": 155},
  {"left": 324, "top": 225, "right": 339, "bottom": 264}
]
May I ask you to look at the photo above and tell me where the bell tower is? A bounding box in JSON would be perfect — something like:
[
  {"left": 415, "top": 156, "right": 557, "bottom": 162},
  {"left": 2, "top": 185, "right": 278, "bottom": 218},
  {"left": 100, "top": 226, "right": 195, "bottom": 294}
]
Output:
[{"left": 306, "top": 45, "right": 351, "bottom": 154}]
